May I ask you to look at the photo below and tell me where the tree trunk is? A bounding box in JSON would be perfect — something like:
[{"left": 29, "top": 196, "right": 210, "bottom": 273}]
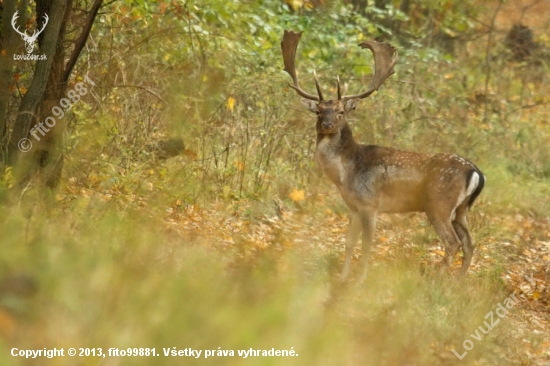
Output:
[
  {"left": 6, "top": 0, "right": 67, "bottom": 179},
  {"left": 35, "top": 0, "right": 102, "bottom": 188},
  {"left": 31, "top": 0, "right": 72, "bottom": 188},
  {"left": 7, "top": 0, "right": 102, "bottom": 189},
  {"left": 0, "top": 0, "right": 30, "bottom": 163}
]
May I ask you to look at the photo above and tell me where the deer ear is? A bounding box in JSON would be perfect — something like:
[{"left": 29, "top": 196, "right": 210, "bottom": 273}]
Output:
[
  {"left": 344, "top": 99, "right": 361, "bottom": 112},
  {"left": 300, "top": 99, "right": 318, "bottom": 113}
]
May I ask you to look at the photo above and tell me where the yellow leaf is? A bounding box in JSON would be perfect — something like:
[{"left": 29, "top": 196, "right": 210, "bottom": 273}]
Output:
[
  {"left": 235, "top": 161, "right": 244, "bottom": 171},
  {"left": 289, "top": 188, "right": 305, "bottom": 202},
  {"left": 286, "top": 0, "right": 304, "bottom": 11},
  {"left": 227, "top": 96, "right": 235, "bottom": 112}
]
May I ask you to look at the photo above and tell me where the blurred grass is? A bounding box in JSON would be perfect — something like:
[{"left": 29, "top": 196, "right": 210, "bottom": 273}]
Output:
[{"left": 0, "top": 201, "right": 519, "bottom": 366}]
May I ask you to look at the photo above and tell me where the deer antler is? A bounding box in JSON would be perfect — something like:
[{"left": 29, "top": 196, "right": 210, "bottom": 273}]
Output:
[
  {"left": 11, "top": 11, "right": 28, "bottom": 38},
  {"left": 281, "top": 30, "right": 322, "bottom": 101},
  {"left": 342, "top": 41, "right": 398, "bottom": 101},
  {"left": 30, "top": 13, "right": 49, "bottom": 40},
  {"left": 11, "top": 11, "right": 48, "bottom": 41}
]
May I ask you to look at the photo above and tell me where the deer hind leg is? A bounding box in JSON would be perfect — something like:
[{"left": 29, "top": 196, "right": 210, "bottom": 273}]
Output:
[
  {"left": 452, "top": 204, "right": 475, "bottom": 275},
  {"left": 340, "top": 212, "right": 362, "bottom": 281},
  {"left": 429, "top": 213, "right": 463, "bottom": 274}
]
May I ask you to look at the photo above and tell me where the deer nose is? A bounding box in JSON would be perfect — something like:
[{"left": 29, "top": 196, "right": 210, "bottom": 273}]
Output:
[{"left": 321, "top": 120, "right": 332, "bottom": 129}]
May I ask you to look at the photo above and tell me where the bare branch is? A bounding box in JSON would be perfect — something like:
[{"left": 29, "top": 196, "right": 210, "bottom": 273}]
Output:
[{"left": 62, "top": 0, "right": 103, "bottom": 83}]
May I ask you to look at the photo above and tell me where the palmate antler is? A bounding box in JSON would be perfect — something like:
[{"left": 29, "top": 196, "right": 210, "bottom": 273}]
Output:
[
  {"left": 341, "top": 41, "right": 398, "bottom": 100},
  {"left": 281, "top": 30, "right": 323, "bottom": 101},
  {"left": 281, "top": 30, "right": 398, "bottom": 101}
]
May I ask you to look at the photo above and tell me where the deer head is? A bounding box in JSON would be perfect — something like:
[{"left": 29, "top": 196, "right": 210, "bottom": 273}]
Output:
[
  {"left": 281, "top": 30, "right": 398, "bottom": 135},
  {"left": 11, "top": 11, "right": 49, "bottom": 54}
]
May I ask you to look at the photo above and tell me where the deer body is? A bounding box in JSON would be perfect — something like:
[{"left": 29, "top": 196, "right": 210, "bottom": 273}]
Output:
[
  {"left": 282, "top": 30, "right": 485, "bottom": 281},
  {"left": 316, "top": 129, "right": 479, "bottom": 216}
]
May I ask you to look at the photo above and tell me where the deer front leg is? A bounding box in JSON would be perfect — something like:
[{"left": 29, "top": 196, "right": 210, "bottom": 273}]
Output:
[
  {"left": 358, "top": 210, "right": 377, "bottom": 283},
  {"left": 340, "top": 212, "right": 361, "bottom": 281}
]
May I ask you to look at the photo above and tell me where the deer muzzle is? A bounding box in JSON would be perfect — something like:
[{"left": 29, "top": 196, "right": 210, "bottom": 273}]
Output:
[{"left": 320, "top": 117, "right": 335, "bottom": 133}]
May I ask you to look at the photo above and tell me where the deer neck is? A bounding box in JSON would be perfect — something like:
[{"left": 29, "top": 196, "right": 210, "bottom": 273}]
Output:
[{"left": 315, "top": 123, "right": 357, "bottom": 186}]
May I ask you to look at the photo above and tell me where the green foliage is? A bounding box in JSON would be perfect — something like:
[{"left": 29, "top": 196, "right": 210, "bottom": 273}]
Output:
[{"left": 60, "top": 0, "right": 549, "bottom": 216}]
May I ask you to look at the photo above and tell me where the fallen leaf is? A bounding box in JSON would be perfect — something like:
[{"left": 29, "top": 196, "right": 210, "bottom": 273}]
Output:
[
  {"left": 227, "top": 96, "right": 236, "bottom": 112},
  {"left": 289, "top": 188, "right": 305, "bottom": 202}
]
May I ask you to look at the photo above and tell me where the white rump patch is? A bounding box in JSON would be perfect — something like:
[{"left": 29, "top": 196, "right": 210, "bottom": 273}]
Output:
[
  {"left": 453, "top": 172, "right": 480, "bottom": 215},
  {"left": 466, "top": 172, "right": 480, "bottom": 197}
]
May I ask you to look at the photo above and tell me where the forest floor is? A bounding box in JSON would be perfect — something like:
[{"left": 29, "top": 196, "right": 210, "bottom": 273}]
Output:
[{"left": 161, "top": 187, "right": 550, "bottom": 365}]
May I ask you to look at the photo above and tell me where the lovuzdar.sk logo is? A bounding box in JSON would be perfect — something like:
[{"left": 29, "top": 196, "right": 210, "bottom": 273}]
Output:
[{"left": 11, "top": 11, "right": 48, "bottom": 60}]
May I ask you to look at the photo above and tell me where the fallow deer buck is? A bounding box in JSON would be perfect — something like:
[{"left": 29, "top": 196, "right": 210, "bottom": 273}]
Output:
[{"left": 281, "top": 30, "right": 485, "bottom": 281}]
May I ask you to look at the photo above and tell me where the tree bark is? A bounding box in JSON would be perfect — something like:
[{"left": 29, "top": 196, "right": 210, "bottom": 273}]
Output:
[
  {"left": 7, "top": 0, "right": 67, "bottom": 171},
  {"left": 35, "top": 0, "right": 102, "bottom": 188},
  {"left": 31, "top": 0, "right": 73, "bottom": 188},
  {"left": 0, "top": 0, "right": 29, "bottom": 163}
]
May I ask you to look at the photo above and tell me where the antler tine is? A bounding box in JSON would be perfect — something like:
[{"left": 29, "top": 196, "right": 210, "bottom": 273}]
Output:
[
  {"left": 342, "top": 41, "right": 398, "bottom": 101},
  {"left": 281, "top": 30, "right": 320, "bottom": 101},
  {"left": 11, "top": 11, "right": 27, "bottom": 37},
  {"left": 28, "top": 14, "right": 48, "bottom": 39},
  {"left": 36, "top": 14, "right": 49, "bottom": 36},
  {"left": 313, "top": 70, "right": 324, "bottom": 101},
  {"left": 337, "top": 75, "right": 341, "bottom": 100}
]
